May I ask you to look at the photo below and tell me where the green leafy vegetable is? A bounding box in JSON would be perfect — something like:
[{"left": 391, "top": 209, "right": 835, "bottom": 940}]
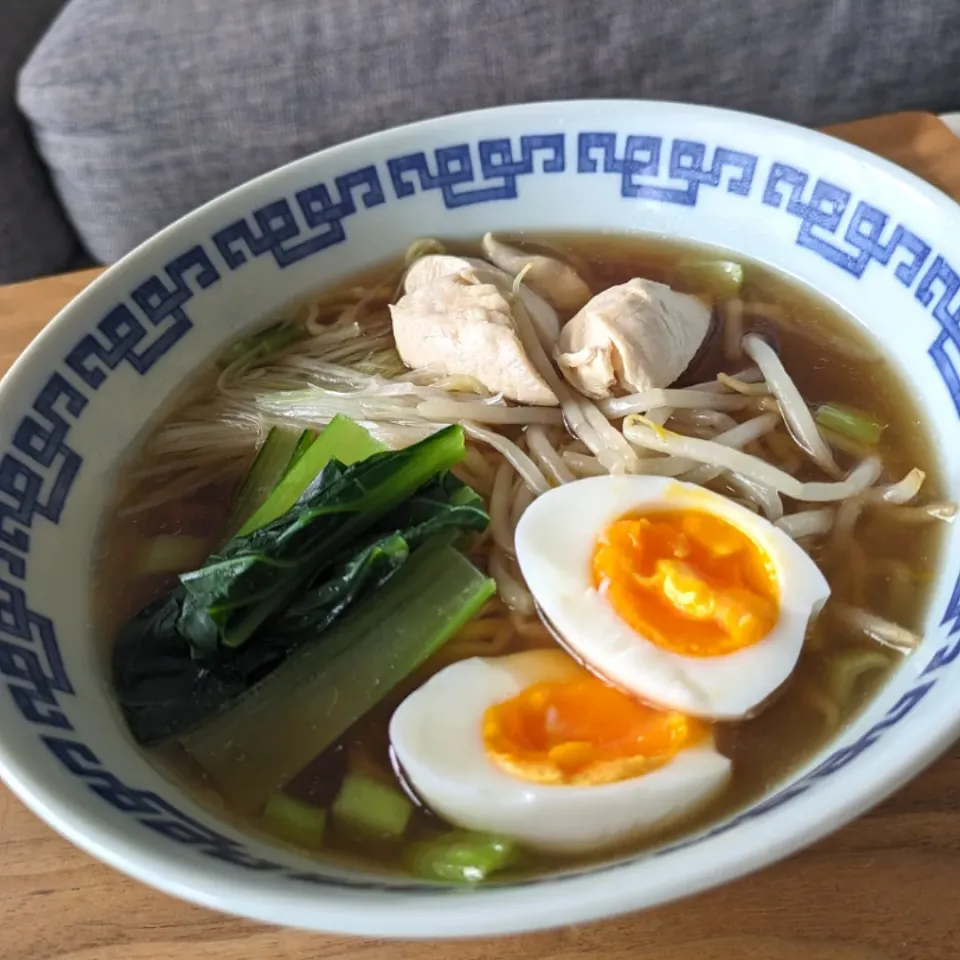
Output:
[
  {"left": 675, "top": 259, "right": 745, "bottom": 299},
  {"left": 224, "top": 426, "right": 305, "bottom": 539},
  {"left": 179, "top": 538, "right": 495, "bottom": 810},
  {"left": 264, "top": 792, "right": 327, "bottom": 847},
  {"left": 332, "top": 774, "right": 413, "bottom": 840},
  {"left": 237, "top": 414, "right": 382, "bottom": 536},
  {"left": 815, "top": 402, "right": 886, "bottom": 445},
  {"left": 113, "top": 423, "right": 487, "bottom": 746},
  {"left": 138, "top": 536, "right": 208, "bottom": 575},
  {"left": 287, "top": 429, "right": 319, "bottom": 470},
  {"left": 404, "top": 831, "right": 518, "bottom": 884},
  {"left": 180, "top": 424, "right": 467, "bottom": 653}
]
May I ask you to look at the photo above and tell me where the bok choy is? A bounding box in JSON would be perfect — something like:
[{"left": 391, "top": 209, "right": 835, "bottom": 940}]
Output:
[
  {"left": 113, "top": 423, "right": 489, "bottom": 746},
  {"left": 180, "top": 536, "right": 495, "bottom": 809}
]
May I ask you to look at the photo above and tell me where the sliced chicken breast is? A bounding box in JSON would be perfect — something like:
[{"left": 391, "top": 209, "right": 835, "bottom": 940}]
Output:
[
  {"left": 390, "top": 275, "right": 558, "bottom": 405},
  {"left": 557, "top": 279, "right": 712, "bottom": 399}
]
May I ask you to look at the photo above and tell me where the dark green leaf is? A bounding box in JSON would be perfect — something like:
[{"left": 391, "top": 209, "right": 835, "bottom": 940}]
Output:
[{"left": 112, "top": 426, "right": 488, "bottom": 746}]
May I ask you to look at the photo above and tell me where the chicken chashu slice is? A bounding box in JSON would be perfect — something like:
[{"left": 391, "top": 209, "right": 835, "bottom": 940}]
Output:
[
  {"left": 403, "top": 254, "right": 560, "bottom": 343},
  {"left": 557, "top": 278, "right": 712, "bottom": 399},
  {"left": 389, "top": 273, "right": 558, "bottom": 405}
]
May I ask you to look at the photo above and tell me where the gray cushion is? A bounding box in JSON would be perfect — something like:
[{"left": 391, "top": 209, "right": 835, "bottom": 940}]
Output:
[
  {"left": 17, "top": 0, "right": 960, "bottom": 264},
  {"left": 0, "top": 0, "right": 77, "bottom": 283}
]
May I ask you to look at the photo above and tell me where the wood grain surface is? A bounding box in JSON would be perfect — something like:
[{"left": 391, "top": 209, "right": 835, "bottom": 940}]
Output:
[{"left": 1, "top": 113, "right": 959, "bottom": 960}]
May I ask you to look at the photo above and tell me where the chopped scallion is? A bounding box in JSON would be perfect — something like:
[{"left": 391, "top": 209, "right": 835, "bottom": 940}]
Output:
[
  {"left": 332, "top": 774, "right": 413, "bottom": 840},
  {"left": 263, "top": 792, "right": 326, "bottom": 847},
  {"left": 404, "top": 831, "right": 518, "bottom": 884},
  {"left": 675, "top": 259, "right": 745, "bottom": 298},
  {"left": 815, "top": 402, "right": 886, "bottom": 445}
]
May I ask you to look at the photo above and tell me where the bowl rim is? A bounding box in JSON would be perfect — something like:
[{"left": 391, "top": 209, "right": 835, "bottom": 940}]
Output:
[{"left": 1, "top": 97, "right": 959, "bottom": 938}]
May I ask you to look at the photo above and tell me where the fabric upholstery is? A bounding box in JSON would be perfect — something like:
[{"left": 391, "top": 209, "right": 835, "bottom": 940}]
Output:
[
  {"left": 18, "top": 0, "right": 960, "bottom": 264},
  {"left": 0, "top": 0, "right": 76, "bottom": 283}
]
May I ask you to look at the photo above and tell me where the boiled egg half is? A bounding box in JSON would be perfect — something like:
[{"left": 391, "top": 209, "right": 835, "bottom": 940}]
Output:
[
  {"left": 389, "top": 649, "right": 732, "bottom": 854},
  {"left": 514, "top": 475, "right": 830, "bottom": 720}
]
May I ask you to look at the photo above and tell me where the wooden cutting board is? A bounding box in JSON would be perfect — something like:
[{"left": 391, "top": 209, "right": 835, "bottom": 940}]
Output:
[{"left": 1, "top": 112, "right": 959, "bottom": 960}]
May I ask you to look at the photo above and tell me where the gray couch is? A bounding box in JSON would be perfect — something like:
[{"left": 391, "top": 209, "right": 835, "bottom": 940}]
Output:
[{"left": 4, "top": 0, "right": 960, "bottom": 285}]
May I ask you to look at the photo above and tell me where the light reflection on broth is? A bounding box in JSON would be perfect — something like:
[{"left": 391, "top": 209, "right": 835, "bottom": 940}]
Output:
[{"left": 94, "top": 233, "right": 947, "bottom": 882}]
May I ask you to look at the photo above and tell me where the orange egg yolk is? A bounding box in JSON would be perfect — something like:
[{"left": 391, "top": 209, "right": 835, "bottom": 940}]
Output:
[
  {"left": 592, "top": 509, "right": 779, "bottom": 657},
  {"left": 483, "top": 674, "right": 707, "bottom": 785}
]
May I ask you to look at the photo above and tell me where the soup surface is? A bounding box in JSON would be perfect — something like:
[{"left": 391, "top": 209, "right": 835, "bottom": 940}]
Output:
[{"left": 96, "top": 233, "right": 950, "bottom": 882}]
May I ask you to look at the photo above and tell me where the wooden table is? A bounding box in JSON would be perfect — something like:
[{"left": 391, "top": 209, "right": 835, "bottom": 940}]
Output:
[{"left": 2, "top": 113, "right": 960, "bottom": 960}]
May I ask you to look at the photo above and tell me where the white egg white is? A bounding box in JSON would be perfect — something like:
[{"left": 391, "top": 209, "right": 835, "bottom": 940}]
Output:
[
  {"left": 388, "top": 650, "right": 733, "bottom": 854},
  {"left": 513, "top": 475, "right": 831, "bottom": 720}
]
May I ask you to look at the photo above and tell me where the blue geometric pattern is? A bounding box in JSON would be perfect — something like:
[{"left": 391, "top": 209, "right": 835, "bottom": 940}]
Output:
[
  {"left": 577, "top": 133, "right": 756, "bottom": 204},
  {"left": 388, "top": 134, "right": 564, "bottom": 208},
  {"left": 762, "top": 164, "right": 932, "bottom": 284},
  {"left": 0, "top": 128, "right": 958, "bottom": 890},
  {"left": 214, "top": 167, "right": 385, "bottom": 269}
]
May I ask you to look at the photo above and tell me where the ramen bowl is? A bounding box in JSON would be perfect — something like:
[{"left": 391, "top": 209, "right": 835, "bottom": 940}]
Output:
[{"left": 0, "top": 100, "right": 958, "bottom": 938}]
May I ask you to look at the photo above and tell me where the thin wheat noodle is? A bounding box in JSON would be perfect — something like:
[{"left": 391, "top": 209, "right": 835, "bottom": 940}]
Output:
[
  {"left": 444, "top": 621, "right": 515, "bottom": 659},
  {"left": 125, "top": 455, "right": 238, "bottom": 489},
  {"left": 446, "top": 619, "right": 504, "bottom": 644},
  {"left": 461, "top": 445, "right": 496, "bottom": 484},
  {"left": 526, "top": 426, "right": 575, "bottom": 484},
  {"left": 118, "top": 462, "right": 242, "bottom": 516},
  {"left": 510, "top": 615, "right": 554, "bottom": 643},
  {"left": 799, "top": 681, "right": 841, "bottom": 730},
  {"left": 451, "top": 463, "right": 493, "bottom": 497},
  {"left": 743, "top": 334, "right": 840, "bottom": 476},
  {"left": 826, "top": 651, "right": 891, "bottom": 704},
  {"left": 624, "top": 417, "right": 882, "bottom": 502}
]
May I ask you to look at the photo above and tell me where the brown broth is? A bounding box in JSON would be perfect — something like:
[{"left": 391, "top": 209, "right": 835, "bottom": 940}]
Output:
[{"left": 93, "top": 233, "right": 946, "bottom": 881}]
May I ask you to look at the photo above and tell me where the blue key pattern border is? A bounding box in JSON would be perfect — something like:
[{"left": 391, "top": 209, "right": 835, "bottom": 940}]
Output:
[{"left": 2, "top": 129, "right": 959, "bottom": 893}]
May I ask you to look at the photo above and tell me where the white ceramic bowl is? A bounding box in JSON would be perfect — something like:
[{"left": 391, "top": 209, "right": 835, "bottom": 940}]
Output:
[{"left": 0, "top": 100, "right": 958, "bottom": 938}]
